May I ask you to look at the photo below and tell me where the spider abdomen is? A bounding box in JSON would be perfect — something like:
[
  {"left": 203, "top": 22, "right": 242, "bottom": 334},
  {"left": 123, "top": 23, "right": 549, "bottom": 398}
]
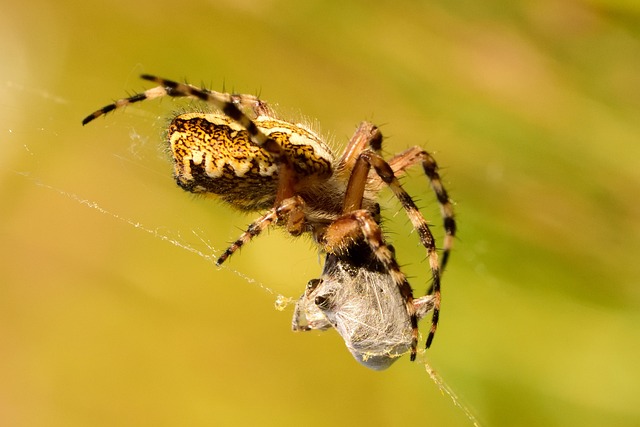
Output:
[{"left": 169, "top": 113, "right": 334, "bottom": 210}]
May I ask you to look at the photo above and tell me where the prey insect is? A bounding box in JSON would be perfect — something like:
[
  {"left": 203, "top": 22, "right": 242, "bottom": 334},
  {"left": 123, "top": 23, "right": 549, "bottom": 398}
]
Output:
[
  {"left": 293, "top": 244, "right": 438, "bottom": 370},
  {"left": 82, "top": 75, "right": 455, "bottom": 361}
]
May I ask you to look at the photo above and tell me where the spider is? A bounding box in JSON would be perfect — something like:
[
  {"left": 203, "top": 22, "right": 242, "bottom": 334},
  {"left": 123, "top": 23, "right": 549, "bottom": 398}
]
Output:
[{"left": 82, "top": 74, "right": 456, "bottom": 360}]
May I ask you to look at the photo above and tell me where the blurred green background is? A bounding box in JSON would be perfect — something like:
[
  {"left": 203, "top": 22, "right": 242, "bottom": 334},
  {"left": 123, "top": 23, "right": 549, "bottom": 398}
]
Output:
[{"left": 1, "top": 0, "right": 639, "bottom": 426}]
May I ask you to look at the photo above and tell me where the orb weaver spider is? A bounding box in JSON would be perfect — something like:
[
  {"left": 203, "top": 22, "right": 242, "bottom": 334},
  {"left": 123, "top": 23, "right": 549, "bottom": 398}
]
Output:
[{"left": 83, "top": 75, "right": 455, "bottom": 360}]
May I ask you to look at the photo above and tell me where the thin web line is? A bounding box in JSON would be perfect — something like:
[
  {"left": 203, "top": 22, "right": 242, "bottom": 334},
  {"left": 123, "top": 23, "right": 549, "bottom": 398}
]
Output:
[
  {"left": 423, "top": 360, "right": 483, "bottom": 427},
  {"left": 17, "top": 171, "right": 294, "bottom": 309}
]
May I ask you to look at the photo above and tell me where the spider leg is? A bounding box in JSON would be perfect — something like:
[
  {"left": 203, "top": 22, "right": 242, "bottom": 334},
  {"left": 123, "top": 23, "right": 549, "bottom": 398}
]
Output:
[
  {"left": 82, "top": 85, "right": 179, "bottom": 125},
  {"left": 82, "top": 84, "right": 270, "bottom": 125},
  {"left": 83, "top": 75, "right": 283, "bottom": 158},
  {"left": 139, "top": 75, "right": 286, "bottom": 159},
  {"left": 216, "top": 196, "right": 306, "bottom": 266},
  {"left": 349, "top": 150, "right": 444, "bottom": 349},
  {"left": 335, "top": 122, "right": 382, "bottom": 175},
  {"left": 385, "top": 146, "right": 456, "bottom": 271},
  {"left": 334, "top": 122, "right": 445, "bottom": 352},
  {"left": 323, "top": 210, "right": 419, "bottom": 361},
  {"left": 82, "top": 76, "right": 271, "bottom": 119}
]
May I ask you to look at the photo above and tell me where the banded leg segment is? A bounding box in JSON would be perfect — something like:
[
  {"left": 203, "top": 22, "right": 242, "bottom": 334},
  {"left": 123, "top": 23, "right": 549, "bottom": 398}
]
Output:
[
  {"left": 387, "top": 147, "right": 456, "bottom": 271},
  {"left": 83, "top": 75, "right": 284, "bottom": 160},
  {"left": 324, "top": 209, "right": 420, "bottom": 360},
  {"left": 139, "top": 75, "right": 285, "bottom": 160},
  {"left": 82, "top": 85, "right": 180, "bottom": 125},
  {"left": 82, "top": 84, "right": 269, "bottom": 126},
  {"left": 216, "top": 196, "right": 306, "bottom": 266},
  {"left": 335, "top": 121, "right": 382, "bottom": 176},
  {"left": 347, "top": 149, "right": 444, "bottom": 349}
]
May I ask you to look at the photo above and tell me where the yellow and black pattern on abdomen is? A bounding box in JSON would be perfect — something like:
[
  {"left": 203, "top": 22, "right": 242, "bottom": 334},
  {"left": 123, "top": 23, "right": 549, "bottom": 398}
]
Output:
[{"left": 169, "top": 116, "right": 331, "bottom": 210}]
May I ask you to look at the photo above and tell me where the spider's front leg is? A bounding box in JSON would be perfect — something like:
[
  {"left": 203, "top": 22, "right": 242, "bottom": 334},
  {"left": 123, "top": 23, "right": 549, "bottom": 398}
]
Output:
[
  {"left": 347, "top": 148, "right": 446, "bottom": 349},
  {"left": 216, "top": 195, "right": 306, "bottom": 266},
  {"left": 321, "top": 210, "right": 420, "bottom": 361}
]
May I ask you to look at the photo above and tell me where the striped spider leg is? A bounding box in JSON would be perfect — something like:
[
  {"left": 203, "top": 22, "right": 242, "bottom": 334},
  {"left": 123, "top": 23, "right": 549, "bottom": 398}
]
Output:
[{"left": 294, "top": 129, "right": 456, "bottom": 362}]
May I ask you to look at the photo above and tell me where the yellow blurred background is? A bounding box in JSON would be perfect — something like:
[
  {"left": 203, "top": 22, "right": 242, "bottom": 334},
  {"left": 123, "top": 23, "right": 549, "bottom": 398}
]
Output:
[{"left": 1, "top": 0, "right": 639, "bottom": 426}]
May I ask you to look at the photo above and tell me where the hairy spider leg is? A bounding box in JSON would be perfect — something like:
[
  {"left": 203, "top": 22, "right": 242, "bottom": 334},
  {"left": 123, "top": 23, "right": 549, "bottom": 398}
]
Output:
[
  {"left": 343, "top": 147, "right": 447, "bottom": 349},
  {"left": 386, "top": 147, "right": 456, "bottom": 272},
  {"left": 215, "top": 196, "right": 305, "bottom": 266},
  {"left": 367, "top": 146, "right": 457, "bottom": 348},
  {"left": 82, "top": 80, "right": 264, "bottom": 126},
  {"left": 335, "top": 122, "right": 383, "bottom": 174},
  {"left": 329, "top": 122, "right": 451, "bottom": 355},
  {"left": 138, "top": 75, "right": 286, "bottom": 160}
]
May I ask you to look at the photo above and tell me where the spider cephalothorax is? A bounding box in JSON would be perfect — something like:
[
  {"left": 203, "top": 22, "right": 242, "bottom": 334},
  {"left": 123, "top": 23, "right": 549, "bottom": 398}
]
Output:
[{"left": 83, "top": 75, "right": 456, "bottom": 360}]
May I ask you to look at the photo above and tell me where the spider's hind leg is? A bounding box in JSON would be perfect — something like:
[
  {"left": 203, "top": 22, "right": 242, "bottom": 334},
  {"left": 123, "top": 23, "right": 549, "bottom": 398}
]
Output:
[{"left": 386, "top": 147, "right": 456, "bottom": 271}]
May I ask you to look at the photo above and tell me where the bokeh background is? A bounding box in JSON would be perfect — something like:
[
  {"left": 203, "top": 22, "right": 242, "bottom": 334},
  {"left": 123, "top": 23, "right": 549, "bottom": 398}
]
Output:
[{"left": 1, "top": 0, "right": 639, "bottom": 426}]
